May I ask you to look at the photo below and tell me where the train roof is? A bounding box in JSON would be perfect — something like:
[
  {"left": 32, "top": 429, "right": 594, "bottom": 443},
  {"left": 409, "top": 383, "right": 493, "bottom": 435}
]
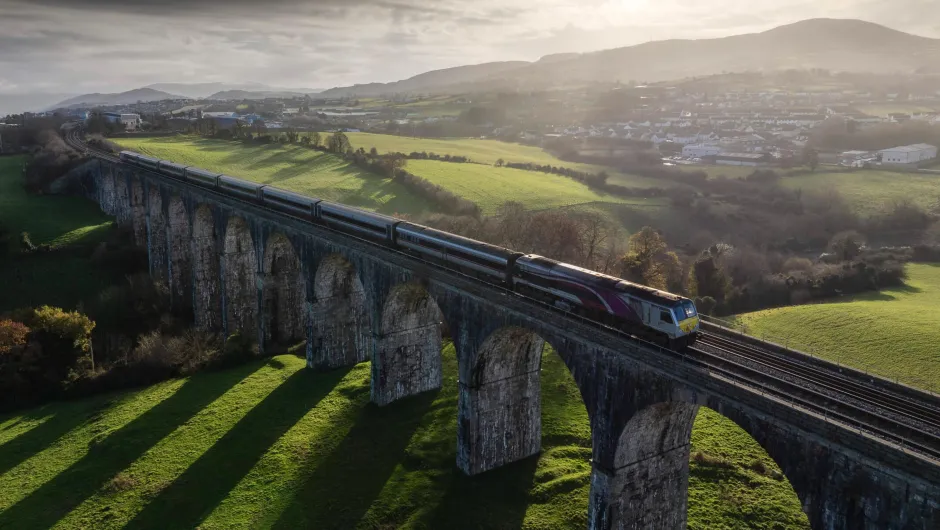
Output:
[
  {"left": 615, "top": 281, "right": 684, "bottom": 305},
  {"left": 397, "top": 222, "right": 520, "bottom": 258},
  {"left": 525, "top": 254, "right": 684, "bottom": 305}
]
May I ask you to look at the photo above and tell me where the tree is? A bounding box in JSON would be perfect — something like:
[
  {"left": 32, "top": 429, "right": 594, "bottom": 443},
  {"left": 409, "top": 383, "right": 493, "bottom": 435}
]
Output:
[
  {"left": 828, "top": 230, "right": 866, "bottom": 261},
  {"left": 802, "top": 145, "right": 819, "bottom": 172},
  {"left": 310, "top": 132, "right": 321, "bottom": 148},
  {"left": 691, "top": 254, "right": 729, "bottom": 302},
  {"left": 619, "top": 227, "right": 671, "bottom": 289},
  {"left": 495, "top": 158, "right": 504, "bottom": 167},
  {"left": 328, "top": 131, "right": 350, "bottom": 154},
  {"left": 369, "top": 146, "right": 378, "bottom": 157}
]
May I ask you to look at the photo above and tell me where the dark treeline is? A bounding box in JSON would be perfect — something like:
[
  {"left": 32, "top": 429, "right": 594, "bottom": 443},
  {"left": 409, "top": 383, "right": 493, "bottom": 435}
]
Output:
[
  {"left": 0, "top": 224, "right": 259, "bottom": 412},
  {"left": 23, "top": 130, "right": 83, "bottom": 193}
]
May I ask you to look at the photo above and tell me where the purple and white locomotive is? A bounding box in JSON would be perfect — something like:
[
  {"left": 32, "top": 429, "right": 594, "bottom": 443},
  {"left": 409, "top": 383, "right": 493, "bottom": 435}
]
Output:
[{"left": 119, "top": 150, "right": 700, "bottom": 349}]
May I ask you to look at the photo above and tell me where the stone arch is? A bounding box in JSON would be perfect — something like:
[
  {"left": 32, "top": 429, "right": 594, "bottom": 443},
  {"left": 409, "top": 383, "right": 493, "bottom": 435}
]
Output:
[
  {"left": 261, "top": 233, "right": 305, "bottom": 348},
  {"left": 457, "top": 327, "right": 591, "bottom": 476},
  {"left": 223, "top": 216, "right": 259, "bottom": 337},
  {"left": 373, "top": 282, "right": 445, "bottom": 406},
  {"left": 129, "top": 177, "right": 147, "bottom": 248},
  {"left": 147, "top": 185, "right": 168, "bottom": 281},
  {"left": 599, "top": 400, "right": 807, "bottom": 530},
  {"left": 192, "top": 205, "right": 222, "bottom": 331},
  {"left": 167, "top": 195, "right": 192, "bottom": 310},
  {"left": 309, "top": 253, "right": 370, "bottom": 369}
]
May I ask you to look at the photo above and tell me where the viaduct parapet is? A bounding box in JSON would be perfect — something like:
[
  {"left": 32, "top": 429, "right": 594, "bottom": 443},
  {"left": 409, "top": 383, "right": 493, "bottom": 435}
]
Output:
[{"left": 69, "top": 157, "right": 939, "bottom": 530}]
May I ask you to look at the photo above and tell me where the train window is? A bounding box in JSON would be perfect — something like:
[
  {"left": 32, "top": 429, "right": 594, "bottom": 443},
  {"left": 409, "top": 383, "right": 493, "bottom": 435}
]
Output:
[
  {"left": 675, "top": 301, "right": 697, "bottom": 319},
  {"left": 660, "top": 310, "right": 674, "bottom": 324}
]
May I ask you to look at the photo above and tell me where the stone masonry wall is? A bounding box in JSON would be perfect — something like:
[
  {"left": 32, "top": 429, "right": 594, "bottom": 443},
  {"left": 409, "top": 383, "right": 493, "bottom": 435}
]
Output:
[
  {"left": 167, "top": 195, "right": 192, "bottom": 308},
  {"left": 223, "top": 216, "right": 258, "bottom": 335},
  {"left": 308, "top": 254, "right": 370, "bottom": 369},
  {"left": 457, "top": 327, "right": 544, "bottom": 475},
  {"left": 372, "top": 283, "right": 443, "bottom": 406},
  {"left": 192, "top": 204, "right": 221, "bottom": 330},
  {"left": 261, "top": 233, "right": 305, "bottom": 346}
]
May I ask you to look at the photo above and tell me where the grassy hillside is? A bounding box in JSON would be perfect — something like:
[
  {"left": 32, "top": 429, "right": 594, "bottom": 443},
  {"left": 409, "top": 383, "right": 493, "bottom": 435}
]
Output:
[
  {"left": 344, "top": 133, "right": 673, "bottom": 188},
  {"left": 405, "top": 160, "right": 667, "bottom": 216},
  {"left": 781, "top": 170, "right": 940, "bottom": 216},
  {"left": 0, "top": 156, "right": 114, "bottom": 311},
  {"left": 113, "top": 137, "right": 432, "bottom": 216},
  {"left": 0, "top": 345, "right": 806, "bottom": 529},
  {"left": 735, "top": 263, "right": 940, "bottom": 392}
]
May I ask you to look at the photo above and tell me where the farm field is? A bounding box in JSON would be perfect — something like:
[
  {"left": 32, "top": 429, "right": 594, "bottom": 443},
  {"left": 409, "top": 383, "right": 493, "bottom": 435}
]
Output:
[
  {"left": 0, "top": 344, "right": 806, "bottom": 529},
  {"left": 113, "top": 137, "right": 432, "bottom": 216},
  {"left": 114, "top": 136, "right": 673, "bottom": 220},
  {"left": 780, "top": 169, "right": 940, "bottom": 215},
  {"left": 344, "top": 132, "right": 673, "bottom": 188},
  {"left": 405, "top": 160, "right": 667, "bottom": 215},
  {"left": 0, "top": 156, "right": 114, "bottom": 311},
  {"left": 735, "top": 263, "right": 940, "bottom": 392}
]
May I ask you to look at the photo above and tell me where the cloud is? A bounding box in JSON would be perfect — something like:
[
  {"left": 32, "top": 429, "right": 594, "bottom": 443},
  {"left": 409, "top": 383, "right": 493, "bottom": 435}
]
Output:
[{"left": 0, "top": 0, "right": 937, "bottom": 97}]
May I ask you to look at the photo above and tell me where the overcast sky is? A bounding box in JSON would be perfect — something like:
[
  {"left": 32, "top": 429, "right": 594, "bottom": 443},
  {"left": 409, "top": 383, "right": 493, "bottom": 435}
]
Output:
[{"left": 1, "top": 0, "right": 938, "bottom": 95}]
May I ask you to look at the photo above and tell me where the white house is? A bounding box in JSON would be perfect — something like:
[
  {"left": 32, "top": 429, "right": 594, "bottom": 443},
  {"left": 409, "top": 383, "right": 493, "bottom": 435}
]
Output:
[
  {"left": 880, "top": 144, "right": 938, "bottom": 164},
  {"left": 682, "top": 144, "right": 721, "bottom": 157}
]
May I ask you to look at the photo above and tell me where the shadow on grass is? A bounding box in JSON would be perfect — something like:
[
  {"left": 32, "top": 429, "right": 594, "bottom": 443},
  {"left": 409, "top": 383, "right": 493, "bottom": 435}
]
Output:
[
  {"left": 422, "top": 455, "right": 539, "bottom": 530},
  {"left": 0, "top": 402, "right": 101, "bottom": 477},
  {"left": 124, "top": 366, "right": 352, "bottom": 530},
  {"left": 0, "top": 361, "right": 264, "bottom": 530},
  {"left": 270, "top": 390, "right": 438, "bottom": 529}
]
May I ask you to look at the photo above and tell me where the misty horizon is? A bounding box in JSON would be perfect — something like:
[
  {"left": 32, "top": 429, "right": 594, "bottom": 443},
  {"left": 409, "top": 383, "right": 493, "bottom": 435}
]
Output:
[{"left": 1, "top": 0, "right": 939, "bottom": 98}]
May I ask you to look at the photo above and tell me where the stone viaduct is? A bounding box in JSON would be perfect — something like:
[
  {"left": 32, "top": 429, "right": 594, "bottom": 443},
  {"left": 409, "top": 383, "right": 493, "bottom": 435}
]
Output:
[{"left": 72, "top": 157, "right": 939, "bottom": 530}]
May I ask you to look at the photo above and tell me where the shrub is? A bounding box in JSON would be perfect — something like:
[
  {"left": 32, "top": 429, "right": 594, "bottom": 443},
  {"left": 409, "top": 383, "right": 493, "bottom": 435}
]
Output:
[
  {"left": 221, "top": 331, "right": 259, "bottom": 367},
  {"left": 781, "top": 257, "right": 813, "bottom": 274},
  {"left": 0, "top": 320, "right": 29, "bottom": 354}
]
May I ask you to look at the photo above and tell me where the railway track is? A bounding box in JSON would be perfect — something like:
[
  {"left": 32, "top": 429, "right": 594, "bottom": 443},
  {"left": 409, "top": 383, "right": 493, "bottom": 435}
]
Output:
[
  {"left": 698, "top": 332, "right": 940, "bottom": 432},
  {"left": 686, "top": 342, "right": 940, "bottom": 461},
  {"left": 67, "top": 128, "right": 940, "bottom": 462}
]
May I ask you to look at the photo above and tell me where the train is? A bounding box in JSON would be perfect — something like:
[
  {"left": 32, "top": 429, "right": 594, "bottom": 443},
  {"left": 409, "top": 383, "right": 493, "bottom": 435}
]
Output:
[{"left": 119, "top": 150, "right": 700, "bottom": 349}]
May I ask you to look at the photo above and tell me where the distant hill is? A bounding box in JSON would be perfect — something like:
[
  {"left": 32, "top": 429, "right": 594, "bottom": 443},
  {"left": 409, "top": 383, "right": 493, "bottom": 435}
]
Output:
[
  {"left": 0, "top": 93, "right": 74, "bottom": 116},
  {"left": 52, "top": 88, "right": 185, "bottom": 109},
  {"left": 318, "top": 61, "right": 530, "bottom": 97},
  {"left": 321, "top": 19, "right": 940, "bottom": 96},
  {"left": 207, "top": 90, "right": 312, "bottom": 100},
  {"left": 146, "top": 83, "right": 321, "bottom": 99}
]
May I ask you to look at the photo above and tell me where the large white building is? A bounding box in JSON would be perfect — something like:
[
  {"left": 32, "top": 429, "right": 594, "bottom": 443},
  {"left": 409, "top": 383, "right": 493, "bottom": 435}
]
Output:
[
  {"left": 99, "top": 112, "right": 142, "bottom": 130},
  {"left": 880, "top": 143, "right": 937, "bottom": 165},
  {"left": 682, "top": 144, "right": 721, "bottom": 157}
]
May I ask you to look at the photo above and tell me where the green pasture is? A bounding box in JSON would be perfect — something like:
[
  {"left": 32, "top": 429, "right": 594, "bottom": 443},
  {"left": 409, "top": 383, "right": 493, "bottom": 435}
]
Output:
[
  {"left": 0, "top": 156, "right": 114, "bottom": 311},
  {"left": 0, "top": 345, "right": 806, "bottom": 529},
  {"left": 405, "top": 160, "right": 665, "bottom": 216},
  {"left": 112, "top": 137, "right": 432, "bottom": 216},
  {"left": 735, "top": 264, "right": 940, "bottom": 392},
  {"left": 781, "top": 169, "right": 940, "bottom": 216}
]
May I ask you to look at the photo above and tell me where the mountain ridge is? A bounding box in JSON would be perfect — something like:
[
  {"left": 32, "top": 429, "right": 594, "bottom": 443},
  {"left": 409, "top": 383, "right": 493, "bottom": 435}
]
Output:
[
  {"left": 51, "top": 88, "right": 186, "bottom": 109},
  {"left": 322, "top": 18, "right": 940, "bottom": 96}
]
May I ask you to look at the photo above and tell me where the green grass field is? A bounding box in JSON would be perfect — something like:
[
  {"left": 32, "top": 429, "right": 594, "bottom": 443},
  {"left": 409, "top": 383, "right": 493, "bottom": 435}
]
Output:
[
  {"left": 781, "top": 170, "right": 940, "bottom": 216},
  {"left": 735, "top": 263, "right": 940, "bottom": 392},
  {"left": 405, "top": 160, "right": 667, "bottom": 215},
  {"left": 344, "top": 133, "right": 673, "bottom": 189},
  {"left": 0, "top": 156, "right": 115, "bottom": 311},
  {"left": 114, "top": 136, "right": 673, "bottom": 219},
  {"left": 0, "top": 345, "right": 805, "bottom": 529},
  {"left": 113, "top": 137, "right": 433, "bottom": 216}
]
